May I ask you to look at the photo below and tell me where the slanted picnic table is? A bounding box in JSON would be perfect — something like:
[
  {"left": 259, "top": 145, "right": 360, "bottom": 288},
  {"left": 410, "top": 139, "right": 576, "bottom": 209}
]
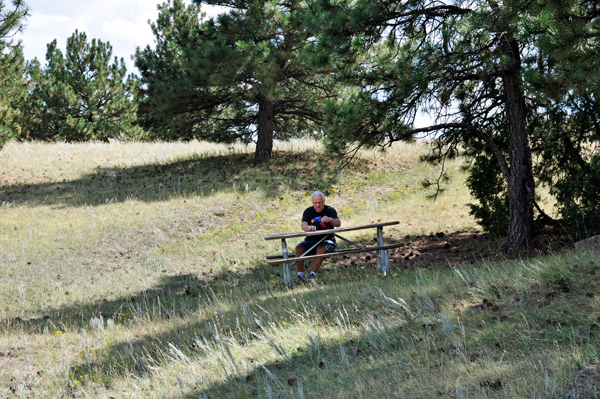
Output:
[{"left": 264, "top": 221, "right": 402, "bottom": 287}]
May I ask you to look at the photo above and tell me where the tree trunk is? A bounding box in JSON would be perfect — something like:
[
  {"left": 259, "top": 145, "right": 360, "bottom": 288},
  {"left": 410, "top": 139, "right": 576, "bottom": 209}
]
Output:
[
  {"left": 501, "top": 37, "right": 535, "bottom": 253},
  {"left": 256, "top": 97, "right": 274, "bottom": 163}
]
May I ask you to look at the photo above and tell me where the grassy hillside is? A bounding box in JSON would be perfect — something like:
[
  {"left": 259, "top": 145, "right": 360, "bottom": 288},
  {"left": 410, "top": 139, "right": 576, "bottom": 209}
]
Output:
[{"left": 1, "top": 140, "right": 599, "bottom": 398}]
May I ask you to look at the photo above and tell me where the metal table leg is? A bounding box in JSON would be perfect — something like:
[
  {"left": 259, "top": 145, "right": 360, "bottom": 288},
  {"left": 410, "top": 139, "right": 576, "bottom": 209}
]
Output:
[
  {"left": 376, "top": 227, "right": 390, "bottom": 276},
  {"left": 282, "top": 239, "right": 292, "bottom": 288}
]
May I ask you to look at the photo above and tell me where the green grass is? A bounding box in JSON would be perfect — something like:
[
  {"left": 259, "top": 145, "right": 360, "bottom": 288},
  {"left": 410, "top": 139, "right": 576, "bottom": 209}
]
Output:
[{"left": 1, "top": 140, "right": 598, "bottom": 398}]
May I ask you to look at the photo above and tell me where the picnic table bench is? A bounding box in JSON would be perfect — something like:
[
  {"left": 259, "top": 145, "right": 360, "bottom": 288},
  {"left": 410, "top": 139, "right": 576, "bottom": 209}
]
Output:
[{"left": 264, "top": 221, "right": 403, "bottom": 287}]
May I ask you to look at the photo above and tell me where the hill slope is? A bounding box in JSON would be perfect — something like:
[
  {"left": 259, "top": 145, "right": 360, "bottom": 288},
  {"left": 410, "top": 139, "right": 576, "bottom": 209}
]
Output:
[{"left": 1, "top": 140, "right": 598, "bottom": 398}]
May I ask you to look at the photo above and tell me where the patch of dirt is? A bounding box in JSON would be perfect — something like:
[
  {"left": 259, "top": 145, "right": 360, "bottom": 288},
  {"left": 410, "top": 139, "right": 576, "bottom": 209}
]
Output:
[
  {"left": 0, "top": 350, "right": 42, "bottom": 392},
  {"left": 331, "top": 226, "right": 574, "bottom": 272},
  {"left": 387, "top": 229, "right": 500, "bottom": 269},
  {"left": 568, "top": 364, "right": 600, "bottom": 398}
]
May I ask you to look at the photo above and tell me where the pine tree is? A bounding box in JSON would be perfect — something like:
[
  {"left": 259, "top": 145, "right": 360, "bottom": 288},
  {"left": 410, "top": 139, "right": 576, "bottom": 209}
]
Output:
[
  {"left": 136, "top": 0, "right": 333, "bottom": 162},
  {"left": 21, "top": 30, "right": 142, "bottom": 142},
  {"left": 313, "top": 0, "right": 600, "bottom": 251},
  {"left": 0, "top": 0, "right": 28, "bottom": 149},
  {"left": 528, "top": 0, "right": 600, "bottom": 236}
]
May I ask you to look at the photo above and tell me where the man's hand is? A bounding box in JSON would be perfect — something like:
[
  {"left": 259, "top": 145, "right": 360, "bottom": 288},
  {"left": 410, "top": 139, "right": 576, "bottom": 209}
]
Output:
[{"left": 301, "top": 221, "right": 316, "bottom": 232}]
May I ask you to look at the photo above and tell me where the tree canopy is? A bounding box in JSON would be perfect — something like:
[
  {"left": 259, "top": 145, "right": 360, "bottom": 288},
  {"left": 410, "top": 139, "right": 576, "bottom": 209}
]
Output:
[
  {"left": 21, "top": 30, "right": 141, "bottom": 142},
  {"left": 0, "top": 0, "right": 28, "bottom": 149},
  {"left": 136, "top": 0, "right": 334, "bottom": 162},
  {"left": 312, "top": 0, "right": 600, "bottom": 251}
]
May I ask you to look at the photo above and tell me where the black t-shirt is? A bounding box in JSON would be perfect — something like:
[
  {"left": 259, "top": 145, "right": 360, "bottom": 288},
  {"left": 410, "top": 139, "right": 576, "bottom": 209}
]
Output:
[{"left": 302, "top": 204, "right": 338, "bottom": 242}]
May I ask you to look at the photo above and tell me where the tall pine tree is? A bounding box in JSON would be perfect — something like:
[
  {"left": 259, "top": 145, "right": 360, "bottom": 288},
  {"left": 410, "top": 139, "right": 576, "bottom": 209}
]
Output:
[
  {"left": 136, "top": 0, "right": 334, "bottom": 162},
  {"left": 528, "top": 0, "right": 600, "bottom": 236},
  {"left": 0, "top": 0, "right": 28, "bottom": 149},
  {"left": 22, "top": 30, "right": 141, "bottom": 142},
  {"left": 313, "top": 0, "right": 600, "bottom": 251}
]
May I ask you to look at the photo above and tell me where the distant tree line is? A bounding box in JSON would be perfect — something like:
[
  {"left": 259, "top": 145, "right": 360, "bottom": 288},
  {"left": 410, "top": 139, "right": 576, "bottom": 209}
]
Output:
[
  {"left": 1, "top": 0, "right": 599, "bottom": 250},
  {"left": 1, "top": 2, "right": 142, "bottom": 146}
]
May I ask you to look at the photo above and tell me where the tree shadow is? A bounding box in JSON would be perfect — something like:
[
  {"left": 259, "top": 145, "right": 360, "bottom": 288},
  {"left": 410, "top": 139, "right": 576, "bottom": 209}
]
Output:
[
  {"left": 0, "top": 150, "right": 353, "bottom": 207},
  {"left": 1, "top": 228, "right": 506, "bottom": 339},
  {"left": 1, "top": 218, "right": 419, "bottom": 397},
  {"left": 180, "top": 324, "right": 412, "bottom": 399},
  {"left": 19, "top": 236, "right": 565, "bottom": 398},
  {"left": 61, "top": 275, "right": 407, "bottom": 397},
  {"left": 21, "top": 252, "right": 404, "bottom": 394},
  {"left": 0, "top": 257, "right": 282, "bottom": 336}
]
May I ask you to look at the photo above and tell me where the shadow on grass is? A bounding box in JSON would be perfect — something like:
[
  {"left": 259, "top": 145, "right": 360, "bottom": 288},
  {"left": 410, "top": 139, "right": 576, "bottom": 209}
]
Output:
[
  {"left": 179, "top": 324, "right": 412, "bottom": 399},
  {"left": 0, "top": 258, "right": 280, "bottom": 335},
  {"left": 64, "top": 274, "right": 412, "bottom": 397},
  {"left": 0, "top": 150, "right": 356, "bottom": 207},
  {"left": 13, "top": 250, "right": 598, "bottom": 397},
  {"left": 0, "top": 232, "right": 400, "bottom": 338},
  {"left": 4, "top": 254, "right": 410, "bottom": 394}
]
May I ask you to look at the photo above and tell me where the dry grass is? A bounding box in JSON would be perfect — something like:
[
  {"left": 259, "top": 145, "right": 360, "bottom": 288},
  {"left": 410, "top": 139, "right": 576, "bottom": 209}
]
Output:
[{"left": 1, "top": 139, "right": 598, "bottom": 398}]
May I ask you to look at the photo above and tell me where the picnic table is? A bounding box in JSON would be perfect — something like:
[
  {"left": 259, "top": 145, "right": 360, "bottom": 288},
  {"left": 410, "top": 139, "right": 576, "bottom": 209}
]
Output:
[{"left": 264, "top": 221, "right": 402, "bottom": 287}]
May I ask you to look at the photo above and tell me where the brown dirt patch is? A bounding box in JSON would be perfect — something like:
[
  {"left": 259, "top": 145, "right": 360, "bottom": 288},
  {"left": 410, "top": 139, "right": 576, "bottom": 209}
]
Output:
[
  {"left": 330, "top": 226, "right": 574, "bottom": 272},
  {"left": 388, "top": 229, "right": 500, "bottom": 269},
  {"left": 568, "top": 364, "right": 600, "bottom": 398}
]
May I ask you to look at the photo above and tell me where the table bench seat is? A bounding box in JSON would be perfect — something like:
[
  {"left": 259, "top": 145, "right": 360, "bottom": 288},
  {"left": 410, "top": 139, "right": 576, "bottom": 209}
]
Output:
[{"left": 267, "top": 243, "right": 405, "bottom": 265}]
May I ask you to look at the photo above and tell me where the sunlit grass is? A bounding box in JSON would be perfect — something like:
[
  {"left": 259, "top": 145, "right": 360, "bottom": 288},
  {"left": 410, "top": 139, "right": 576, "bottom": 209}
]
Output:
[{"left": 1, "top": 139, "right": 597, "bottom": 398}]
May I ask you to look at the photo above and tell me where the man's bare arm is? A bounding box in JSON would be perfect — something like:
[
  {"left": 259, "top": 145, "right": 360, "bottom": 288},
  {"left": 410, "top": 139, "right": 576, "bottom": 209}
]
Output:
[{"left": 321, "top": 216, "right": 341, "bottom": 227}]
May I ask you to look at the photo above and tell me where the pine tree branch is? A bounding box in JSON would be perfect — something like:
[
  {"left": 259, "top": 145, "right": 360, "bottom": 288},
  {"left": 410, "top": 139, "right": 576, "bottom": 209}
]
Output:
[
  {"left": 408, "top": 122, "right": 511, "bottom": 184},
  {"left": 373, "top": 4, "right": 472, "bottom": 27}
]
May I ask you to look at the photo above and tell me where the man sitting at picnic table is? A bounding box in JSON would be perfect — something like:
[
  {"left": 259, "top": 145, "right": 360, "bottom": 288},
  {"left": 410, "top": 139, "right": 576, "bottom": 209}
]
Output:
[{"left": 294, "top": 191, "right": 341, "bottom": 283}]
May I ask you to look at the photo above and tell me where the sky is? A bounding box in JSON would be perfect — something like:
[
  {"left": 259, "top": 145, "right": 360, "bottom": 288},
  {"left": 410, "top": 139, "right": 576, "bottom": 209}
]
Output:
[{"left": 18, "top": 0, "right": 227, "bottom": 75}]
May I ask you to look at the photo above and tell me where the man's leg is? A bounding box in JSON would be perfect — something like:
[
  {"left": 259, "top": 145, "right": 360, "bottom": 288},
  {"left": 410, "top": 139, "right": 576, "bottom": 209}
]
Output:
[
  {"left": 311, "top": 245, "right": 327, "bottom": 274},
  {"left": 295, "top": 244, "right": 305, "bottom": 273}
]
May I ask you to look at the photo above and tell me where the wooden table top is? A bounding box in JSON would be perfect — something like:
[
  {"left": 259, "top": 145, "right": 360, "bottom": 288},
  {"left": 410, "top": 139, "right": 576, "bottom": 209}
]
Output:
[{"left": 264, "top": 221, "right": 399, "bottom": 240}]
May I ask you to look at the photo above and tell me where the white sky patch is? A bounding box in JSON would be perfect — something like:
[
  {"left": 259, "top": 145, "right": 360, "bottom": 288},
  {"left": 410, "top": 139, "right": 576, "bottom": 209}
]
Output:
[{"left": 19, "top": 0, "right": 228, "bottom": 75}]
